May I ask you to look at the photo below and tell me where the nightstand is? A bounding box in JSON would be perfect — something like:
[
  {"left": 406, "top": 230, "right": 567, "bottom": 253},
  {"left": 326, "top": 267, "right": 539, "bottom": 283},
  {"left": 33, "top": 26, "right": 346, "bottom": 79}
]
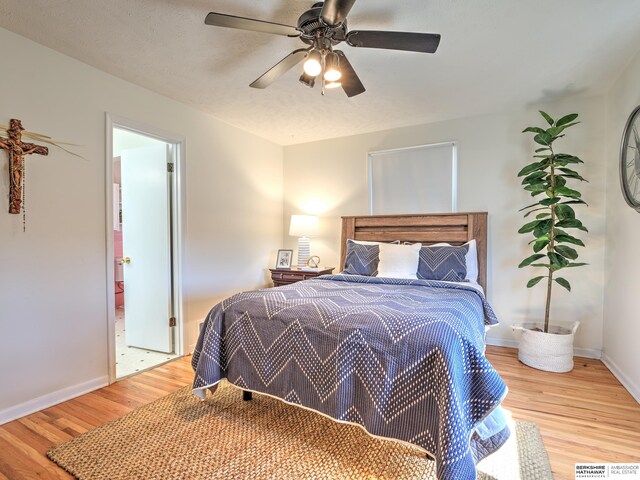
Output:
[{"left": 269, "top": 267, "right": 335, "bottom": 287}]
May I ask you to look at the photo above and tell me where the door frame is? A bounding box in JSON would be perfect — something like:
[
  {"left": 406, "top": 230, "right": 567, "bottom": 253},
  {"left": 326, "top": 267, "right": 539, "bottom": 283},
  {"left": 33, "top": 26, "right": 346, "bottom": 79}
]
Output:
[{"left": 105, "top": 113, "right": 187, "bottom": 384}]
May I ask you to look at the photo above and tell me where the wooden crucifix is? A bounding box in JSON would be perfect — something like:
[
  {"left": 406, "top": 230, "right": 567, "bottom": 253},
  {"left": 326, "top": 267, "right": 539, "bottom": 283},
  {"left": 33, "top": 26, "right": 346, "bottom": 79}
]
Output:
[{"left": 0, "top": 119, "right": 49, "bottom": 214}]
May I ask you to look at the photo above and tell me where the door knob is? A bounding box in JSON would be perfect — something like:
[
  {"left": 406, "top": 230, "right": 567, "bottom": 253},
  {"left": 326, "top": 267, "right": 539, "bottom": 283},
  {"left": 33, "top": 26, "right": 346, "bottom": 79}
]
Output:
[{"left": 119, "top": 257, "right": 131, "bottom": 265}]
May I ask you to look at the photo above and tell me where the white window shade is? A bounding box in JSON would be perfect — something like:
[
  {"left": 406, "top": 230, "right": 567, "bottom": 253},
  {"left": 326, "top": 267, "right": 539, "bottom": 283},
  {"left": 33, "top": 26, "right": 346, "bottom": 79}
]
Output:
[{"left": 368, "top": 142, "right": 457, "bottom": 215}]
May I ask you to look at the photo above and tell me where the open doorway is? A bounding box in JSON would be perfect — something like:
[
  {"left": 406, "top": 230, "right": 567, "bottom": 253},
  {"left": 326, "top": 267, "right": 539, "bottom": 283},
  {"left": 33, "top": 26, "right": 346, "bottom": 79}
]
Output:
[{"left": 106, "top": 117, "right": 185, "bottom": 382}]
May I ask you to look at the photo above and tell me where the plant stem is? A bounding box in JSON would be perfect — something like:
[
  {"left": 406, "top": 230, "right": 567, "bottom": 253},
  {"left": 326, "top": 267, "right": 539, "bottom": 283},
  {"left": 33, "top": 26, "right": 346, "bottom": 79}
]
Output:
[{"left": 544, "top": 147, "right": 556, "bottom": 333}]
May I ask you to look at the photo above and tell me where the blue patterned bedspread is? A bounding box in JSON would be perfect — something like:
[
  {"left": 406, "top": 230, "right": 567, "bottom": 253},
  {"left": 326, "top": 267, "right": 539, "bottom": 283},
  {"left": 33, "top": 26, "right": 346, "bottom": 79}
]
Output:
[{"left": 192, "top": 275, "right": 509, "bottom": 480}]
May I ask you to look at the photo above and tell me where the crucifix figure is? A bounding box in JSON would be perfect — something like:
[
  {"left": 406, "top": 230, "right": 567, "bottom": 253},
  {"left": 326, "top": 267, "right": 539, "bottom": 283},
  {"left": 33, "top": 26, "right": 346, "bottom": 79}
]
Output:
[{"left": 0, "top": 119, "right": 49, "bottom": 214}]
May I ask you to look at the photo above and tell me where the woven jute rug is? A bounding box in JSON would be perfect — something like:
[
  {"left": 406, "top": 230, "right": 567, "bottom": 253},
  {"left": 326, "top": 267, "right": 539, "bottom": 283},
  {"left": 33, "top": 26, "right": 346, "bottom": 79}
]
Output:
[{"left": 47, "top": 381, "right": 552, "bottom": 479}]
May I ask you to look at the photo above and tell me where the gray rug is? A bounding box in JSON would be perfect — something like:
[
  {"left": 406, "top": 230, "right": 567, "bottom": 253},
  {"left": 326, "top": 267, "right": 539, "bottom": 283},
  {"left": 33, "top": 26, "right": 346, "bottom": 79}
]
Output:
[{"left": 48, "top": 381, "right": 552, "bottom": 479}]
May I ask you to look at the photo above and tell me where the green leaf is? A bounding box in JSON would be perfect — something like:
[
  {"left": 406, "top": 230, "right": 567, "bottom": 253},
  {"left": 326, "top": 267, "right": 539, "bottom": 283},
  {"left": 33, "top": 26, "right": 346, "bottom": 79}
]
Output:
[
  {"left": 561, "top": 199, "right": 588, "bottom": 206},
  {"left": 534, "top": 132, "right": 553, "bottom": 146},
  {"left": 533, "top": 238, "right": 550, "bottom": 252},
  {"left": 548, "top": 252, "right": 569, "bottom": 267},
  {"left": 522, "top": 179, "right": 550, "bottom": 189},
  {"left": 519, "top": 201, "right": 543, "bottom": 212},
  {"left": 523, "top": 207, "right": 547, "bottom": 218},
  {"left": 533, "top": 220, "right": 553, "bottom": 238},
  {"left": 522, "top": 171, "right": 547, "bottom": 184},
  {"left": 550, "top": 263, "right": 565, "bottom": 272},
  {"left": 555, "top": 186, "right": 582, "bottom": 198},
  {"left": 525, "top": 183, "right": 547, "bottom": 193},
  {"left": 555, "top": 245, "right": 578, "bottom": 260},
  {"left": 540, "top": 197, "right": 561, "bottom": 206},
  {"left": 522, "top": 127, "right": 547, "bottom": 134},
  {"left": 558, "top": 167, "right": 579, "bottom": 176},
  {"left": 518, "top": 219, "right": 543, "bottom": 234},
  {"left": 555, "top": 154, "right": 584, "bottom": 164},
  {"left": 554, "top": 176, "right": 567, "bottom": 188},
  {"left": 531, "top": 263, "right": 552, "bottom": 269},
  {"left": 539, "top": 111, "right": 554, "bottom": 125},
  {"left": 555, "top": 234, "right": 585, "bottom": 247},
  {"left": 527, "top": 276, "right": 546, "bottom": 287},
  {"left": 566, "top": 262, "right": 588, "bottom": 268},
  {"left": 519, "top": 253, "right": 546, "bottom": 268},
  {"left": 517, "top": 162, "right": 545, "bottom": 177},
  {"left": 556, "top": 218, "right": 588, "bottom": 232},
  {"left": 535, "top": 147, "right": 551, "bottom": 153},
  {"left": 555, "top": 277, "right": 571, "bottom": 291},
  {"left": 547, "top": 126, "right": 567, "bottom": 137},
  {"left": 536, "top": 212, "right": 551, "bottom": 219},
  {"left": 556, "top": 113, "right": 579, "bottom": 127},
  {"left": 555, "top": 218, "right": 581, "bottom": 227},
  {"left": 555, "top": 204, "right": 576, "bottom": 220},
  {"left": 558, "top": 168, "right": 587, "bottom": 181}
]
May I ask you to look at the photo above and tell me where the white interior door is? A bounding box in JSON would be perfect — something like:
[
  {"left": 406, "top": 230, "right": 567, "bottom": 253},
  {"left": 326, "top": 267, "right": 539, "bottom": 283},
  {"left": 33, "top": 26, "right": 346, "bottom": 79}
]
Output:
[{"left": 121, "top": 144, "right": 173, "bottom": 353}]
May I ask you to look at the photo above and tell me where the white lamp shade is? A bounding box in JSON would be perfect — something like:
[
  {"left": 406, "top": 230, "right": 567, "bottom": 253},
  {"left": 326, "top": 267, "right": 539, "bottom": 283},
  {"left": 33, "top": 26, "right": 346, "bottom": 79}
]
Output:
[{"left": 289, "top": 215, "right": 318, "bottom": 237}]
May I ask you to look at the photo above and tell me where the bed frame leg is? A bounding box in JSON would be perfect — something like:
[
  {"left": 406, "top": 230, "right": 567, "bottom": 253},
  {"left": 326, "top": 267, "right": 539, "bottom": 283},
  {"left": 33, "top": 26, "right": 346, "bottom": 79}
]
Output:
[{"left": 242, "top": 390, "right": 253, "bottom": 401}]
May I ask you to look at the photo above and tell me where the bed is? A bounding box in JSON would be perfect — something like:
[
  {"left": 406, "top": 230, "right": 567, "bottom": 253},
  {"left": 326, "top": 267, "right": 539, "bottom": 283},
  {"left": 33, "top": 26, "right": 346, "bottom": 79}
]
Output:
[{"left": 192, "top": 212, "right": 509, "bottom": 480}]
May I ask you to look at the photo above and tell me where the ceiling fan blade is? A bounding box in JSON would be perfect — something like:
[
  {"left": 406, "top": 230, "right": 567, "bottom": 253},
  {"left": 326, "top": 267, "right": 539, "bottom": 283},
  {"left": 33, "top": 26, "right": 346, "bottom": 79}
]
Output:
[
  {"left": 335, "top": 51, "right": 365, "bottom": 97},
  {"left": 250, "top": 49, "right": 309, "bottom": 89},
  {"left": 347, "top": 31, "right": 441, "bottom": 53},
  {"left": 205, "top": 12, "right": 300, "bottom": 37},
  {"left": 320, "top": 0, "right": 357, "bottom": 26}
]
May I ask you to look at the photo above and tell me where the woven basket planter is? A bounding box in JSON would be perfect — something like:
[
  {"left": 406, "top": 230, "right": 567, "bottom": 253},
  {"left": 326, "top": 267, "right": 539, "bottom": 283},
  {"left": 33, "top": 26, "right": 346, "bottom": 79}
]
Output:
[{"left": 512, "top": 321, "right": 580, "bottom": 373}]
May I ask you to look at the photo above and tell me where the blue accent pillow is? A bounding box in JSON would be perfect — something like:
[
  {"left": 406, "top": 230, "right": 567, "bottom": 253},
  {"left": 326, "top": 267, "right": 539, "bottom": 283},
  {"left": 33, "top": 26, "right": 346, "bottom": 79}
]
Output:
[
  {"left": 417, "top": 244, "right": 469, "bottom": 282},
  {"left": 343, "top": 240, "right": 379, "bottom": 276}
]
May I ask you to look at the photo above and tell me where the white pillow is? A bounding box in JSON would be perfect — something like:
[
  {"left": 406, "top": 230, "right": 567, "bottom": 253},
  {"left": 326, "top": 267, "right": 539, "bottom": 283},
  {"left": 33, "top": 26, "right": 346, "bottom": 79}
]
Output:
[
  {"left": 433, "top": 239, "right": 478, "bottom": 283},
  {"left": 377, "top": 242, "right": 421, "bottom": 279},
  {"left": 351, "top": 239, "right": 381, "bottom": 246}
]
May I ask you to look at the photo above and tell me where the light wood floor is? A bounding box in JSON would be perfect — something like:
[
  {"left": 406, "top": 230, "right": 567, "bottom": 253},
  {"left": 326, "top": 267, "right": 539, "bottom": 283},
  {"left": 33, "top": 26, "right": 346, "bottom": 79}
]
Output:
[{"left": 0, "top": 346, "right": 638, "bottom": 479}]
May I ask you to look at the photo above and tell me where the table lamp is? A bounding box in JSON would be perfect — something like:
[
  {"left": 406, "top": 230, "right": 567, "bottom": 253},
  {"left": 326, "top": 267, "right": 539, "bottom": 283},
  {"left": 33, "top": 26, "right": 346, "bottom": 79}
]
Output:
[{"left": 289, "top": 214, "right": 318, "bottom": 268}]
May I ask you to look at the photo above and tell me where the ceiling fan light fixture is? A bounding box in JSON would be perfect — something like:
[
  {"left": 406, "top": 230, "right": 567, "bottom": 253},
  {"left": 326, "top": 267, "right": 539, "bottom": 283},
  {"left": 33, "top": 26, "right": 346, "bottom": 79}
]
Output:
[
  {"left": 299, "top": 72, "right": 316, "bottom": 88},
  {"left": 323, "top": 52, "right": 342, "bottom": 81},
  {"left": 303, "top": 50, "right": 322, "bottom": 77},
  {"left": 205, "top": 1, "right": 441, "bottom": 98}
]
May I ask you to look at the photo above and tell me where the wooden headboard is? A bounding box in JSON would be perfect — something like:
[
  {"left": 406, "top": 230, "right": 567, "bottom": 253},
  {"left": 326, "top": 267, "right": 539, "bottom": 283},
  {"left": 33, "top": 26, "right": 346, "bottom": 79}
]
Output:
[{"left": 340, "top": 212, "right": 488, "bottom": 291}]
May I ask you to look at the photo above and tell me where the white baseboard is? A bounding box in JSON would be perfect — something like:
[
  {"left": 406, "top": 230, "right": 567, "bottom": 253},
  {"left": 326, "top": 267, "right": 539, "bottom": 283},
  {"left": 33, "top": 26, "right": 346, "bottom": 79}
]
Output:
[
  {"left": 600, "top": 353, "right": 640, "bottom": 405},
  {"left": 0, "top": 375, "right": 109, "bottom": 426},
  {"left": 486, "top": 337, "right": 602, "bottom": 359}
]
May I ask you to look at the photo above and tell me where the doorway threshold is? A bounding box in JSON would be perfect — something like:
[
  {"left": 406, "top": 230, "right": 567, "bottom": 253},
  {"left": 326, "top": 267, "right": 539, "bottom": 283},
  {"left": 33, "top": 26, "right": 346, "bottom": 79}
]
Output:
[{"left": 115, "top": 308, "right": 180, "bottom": 379}]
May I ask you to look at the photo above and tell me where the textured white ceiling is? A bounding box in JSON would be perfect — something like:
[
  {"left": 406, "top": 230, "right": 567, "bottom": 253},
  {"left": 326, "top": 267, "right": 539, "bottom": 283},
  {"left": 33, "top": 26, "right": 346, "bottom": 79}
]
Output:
[{"left": 1, "top": 1, "right": 640, "bottom": 145}]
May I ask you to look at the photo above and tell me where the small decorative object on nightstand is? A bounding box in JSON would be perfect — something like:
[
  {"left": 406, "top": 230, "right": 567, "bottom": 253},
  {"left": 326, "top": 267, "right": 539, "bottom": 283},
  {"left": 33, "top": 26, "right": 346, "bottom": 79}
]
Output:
[
  {"left": 306, "top": 255, "right": 320, "bottom": 268},
  {"left": 269, "top": 267, "right": 334, "bottom": 287},
  {"left": 275, "top": 249, "right": 293, "bottom": 269}
]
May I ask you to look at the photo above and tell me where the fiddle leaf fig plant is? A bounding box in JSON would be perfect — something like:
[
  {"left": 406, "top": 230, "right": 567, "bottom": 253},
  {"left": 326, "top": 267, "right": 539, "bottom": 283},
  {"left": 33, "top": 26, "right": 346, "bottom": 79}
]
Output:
[{"left": 518, "top": 111, "right": 588, "bottom": 333}]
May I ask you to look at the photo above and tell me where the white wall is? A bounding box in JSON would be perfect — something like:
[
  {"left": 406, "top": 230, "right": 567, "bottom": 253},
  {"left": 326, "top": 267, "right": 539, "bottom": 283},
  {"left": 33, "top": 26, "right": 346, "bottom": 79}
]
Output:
[
  {"left": 602, "top": 49, "right": 640, "bottom": 402},
  {"left": 283, "top": 96, "right": 607, "bottom": 356},
  {"left": 0, "top": 27, "right": 283, "bottom": 422}
]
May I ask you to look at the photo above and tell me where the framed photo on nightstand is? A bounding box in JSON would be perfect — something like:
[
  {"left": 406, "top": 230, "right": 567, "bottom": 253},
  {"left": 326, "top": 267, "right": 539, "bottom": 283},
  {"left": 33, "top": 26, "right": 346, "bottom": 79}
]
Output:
[{"left": 275, "top": 249, "right": 293, "bottom": 269}]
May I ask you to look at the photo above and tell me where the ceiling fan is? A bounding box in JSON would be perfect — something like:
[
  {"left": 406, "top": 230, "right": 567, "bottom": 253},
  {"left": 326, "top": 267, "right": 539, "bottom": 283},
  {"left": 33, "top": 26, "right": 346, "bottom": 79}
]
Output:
[{"left": 204, "top": 0, "right": 441, "bottom": 97}]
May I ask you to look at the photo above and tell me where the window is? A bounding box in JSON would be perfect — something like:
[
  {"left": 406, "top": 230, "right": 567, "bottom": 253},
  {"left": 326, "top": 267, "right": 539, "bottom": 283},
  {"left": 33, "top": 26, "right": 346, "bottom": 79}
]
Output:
[{"left": 368, "top": 142, "right": 457, "bottom": 215}]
